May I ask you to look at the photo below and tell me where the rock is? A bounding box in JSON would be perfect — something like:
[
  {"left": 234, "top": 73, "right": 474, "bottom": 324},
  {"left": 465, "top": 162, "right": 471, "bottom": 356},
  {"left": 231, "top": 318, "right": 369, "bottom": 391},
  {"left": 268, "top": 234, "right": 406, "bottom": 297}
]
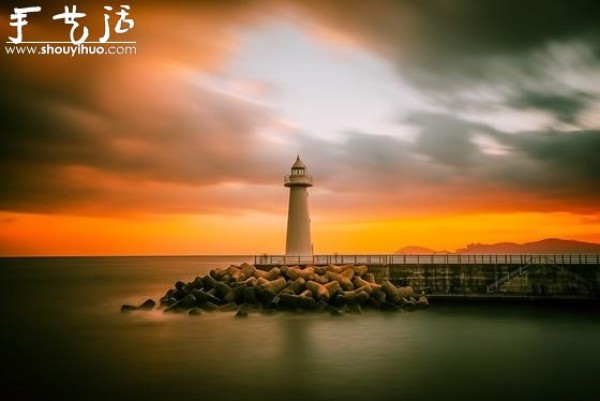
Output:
[
  {"left": 398, "top": 286, "right": 414, "bottom": 299},
  {"left": 285, "top": 267, "right": 314, "bottom": 281},
  {"left": 285, "top": 277, "right": 306, "bottom": 294},
  {"left": 223, "top": 285, "right": 245, "bottom": 303},
  {"left": 242, "top": 277, "right": 258, "bottom": 287},
  {"left": 279, "top": 294, "right": 316, "bottom": 310},
  {"left": 259, "top": 278, "right": 287, "bottom": 294},
  {"left": 371, "top": 289, "right": 386, "bottom": 303},
  {"left": 352, "top": 277, "right": 381, "bottom": 293},
  {"left": 200, "top": 301, "right": 219, "bottom": 311},
  {"left": 219, "top": 302, "right": 238, "bottom": 312},
  {"left": 325, "top": 271, "right": 354, "bottom": 291},
  {"left": 202, "top": 274, "right": 218, "bottom": 290},
  {"left": 326, "top": 264, "right": 343, "bottom": 274},
  {"left": 178, "top": 294, "right": 197, "bottom": 309},
  {"left": 314, "top": 274, "right": 330, "bottom": 285},
  {"left": 215, "top": 282, "right": 231, "bottom": 299},
  {"left": 235, "top": 309, "right": 249, "bottom": 318},
  {"left": 189, "top": 308, "right": 202, "bottom": 316},
  {"left": 313, "top": 266, "right": 327, "bottom": 275},
  {"left": 191, "top": 276, "right": 204, "bottom": 289},
  {"left": 162, "top": 288, "right": 176, "bottom": 299},
  {"left": 340, "top": 289, "right": 370, "bottom": 305},
  {"left": 417, "top": 296, "right": 429, "bottom": 308},
  {"left": 353, "top": 265, "right": 369, "bottom": 276},
  {"left": 253, "top": 269, "right": 269, "bottom": 279},
  {"left": 243, "top": 286, "right": 258, "bottom": 304},
  {"left": 120, "top": 304, "right": 138, "bottom": 312},
  {"left": 401, "top": 298, "right": 416, "bottom": 310},
  {"left": 226, "top": 265, "right": 242, "bottom": 281},
  {"left": 161, "top": 297, "right": 178, "bottom": 307},
  {"left": 324, "top": 280, "right": 343, "bottom": 297},
  {"left": 382, "top": 281, "right": 402, "bottom": 304},
  {"left": 306, "top": 281, "right": 330, "bottom": 302},
  {"left": 340, "top": 266, "right": 355, "bottom": 281},
  {"left": 265, "top": 267, "right": 282, "bottom": 281},
  {"left": 175, "top": 280, "right": 186, "bottom": 290},
  {"left": 239, "top": 263, "right": 256, "bottom": 281},
  {"left": 138, "top": 299, "right": 155, "bottom": 310},
  {"left": 363, "top": 273, "right": 376, "bottom": 283}
]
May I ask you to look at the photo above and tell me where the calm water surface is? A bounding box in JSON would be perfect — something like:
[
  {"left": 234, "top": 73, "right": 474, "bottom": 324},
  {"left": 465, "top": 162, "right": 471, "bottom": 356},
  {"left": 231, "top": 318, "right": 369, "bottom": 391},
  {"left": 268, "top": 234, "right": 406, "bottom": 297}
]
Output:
[{"left": 1, "top": 256, "right": 598, "bottom": 401}]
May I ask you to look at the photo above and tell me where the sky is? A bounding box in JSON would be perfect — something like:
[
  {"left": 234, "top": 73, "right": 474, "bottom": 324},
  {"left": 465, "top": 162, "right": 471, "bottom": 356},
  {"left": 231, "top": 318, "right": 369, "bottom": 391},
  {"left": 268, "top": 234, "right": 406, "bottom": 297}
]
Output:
[{"left": 1, "top": 0, "right": 599, "bottom": 255}]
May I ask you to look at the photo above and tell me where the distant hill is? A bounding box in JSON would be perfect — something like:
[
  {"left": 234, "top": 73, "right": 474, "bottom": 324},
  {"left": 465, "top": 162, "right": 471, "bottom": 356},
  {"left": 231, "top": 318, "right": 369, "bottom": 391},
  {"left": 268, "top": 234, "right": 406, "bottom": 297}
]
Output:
[
  {"left": 393, "top": 238, "right": 600, "bottom": 255},
  {"left": 394, "top": 246, "right": 450, "bottom": 255},
  {"left": 457, "top": 238, "right": 600, "bottom": 254}
]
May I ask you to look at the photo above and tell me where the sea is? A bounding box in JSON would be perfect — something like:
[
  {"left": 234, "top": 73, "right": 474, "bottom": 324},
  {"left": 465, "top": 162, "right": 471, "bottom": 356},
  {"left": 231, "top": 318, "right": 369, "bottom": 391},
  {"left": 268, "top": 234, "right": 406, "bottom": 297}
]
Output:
[{"left": 1, "top": 255, "right": 598, "bottom": 401}]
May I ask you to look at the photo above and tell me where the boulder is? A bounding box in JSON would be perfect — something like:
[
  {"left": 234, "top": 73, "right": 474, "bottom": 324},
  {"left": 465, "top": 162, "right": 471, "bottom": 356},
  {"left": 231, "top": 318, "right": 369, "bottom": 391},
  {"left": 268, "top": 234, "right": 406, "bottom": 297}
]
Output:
[
  {"left": 243, "top": 286, "right": 258, "bottom": 304},
  {"left": 226, "top": 265, "right": 242, "bottom": 281},
  {"left": 120, "top": 304, "right": 138, "bottom": 312},
  {"left": 313, "top": 274, "right": 330, "bottom": 285},
  {"left": 417, "top": 296, "right": 429, "bottom": 308},
  {"left": 306, "top": 281, "right": 330, "bottom": 302},
  {"left": 219, "top": 302, "right": 238, "bottom": 312},
  {"left": 215, "top": 282, "right": 232, "bottom": 299},
  {"left": 191, "top": 276, "right": 204, "bottom": 289},
  {"left": 325, "top": 271, "right": 354, "bottom": 291},
  {"left": 223, "top": 284, "right": 245, "bottom": 303},
  {"left": 177, "top": 293, "right": 197, "bottom": 309},
  {"left": 138, "top": 299, "right": 155, "bottom": 310},
  {"left": 382, "top": 281, "right": 403, "bottom": 304},
  {"left": 161, "top": 297, "right": 178, "bottom": 307},
  {"left": 326, "top": 264, "right": 343, "bottom": 274},
  {"left": 253, "top": 269, "right": 269, "bottom": 279},
  {"left": 313, "top": 266, "right": 327, "bottom": 275},
  {"left": 235, "top": 309, "right": 249, "bottom": 318},
  {"left": 265, "top": 267, "right": 282, "bottom": 281},
  {"left": 353, "top": 265, "right": 369, "bottom": 276},
  {"left": 323, "top": 280, "right": 343, "bottom": 297},
  {"left": 352, "top": 277, "right": 381, "bottom": 293},
  {"left": 363, "top": 273, "right": 376, "bottom": 283},
  {"left": 202, "top": 274, "right": 218, "bottom": 290},
  {"left": 279, "top": 294, "right": 316, "bottom": 310},
  {"left": 199, "top": 301, "right": 219, "bottom": 311},
  {"left": 239, "top": 263, "right": 256, "bottom": 280},
  {"left": 259, "top": 278, "right": 287, "bottom": 294}
]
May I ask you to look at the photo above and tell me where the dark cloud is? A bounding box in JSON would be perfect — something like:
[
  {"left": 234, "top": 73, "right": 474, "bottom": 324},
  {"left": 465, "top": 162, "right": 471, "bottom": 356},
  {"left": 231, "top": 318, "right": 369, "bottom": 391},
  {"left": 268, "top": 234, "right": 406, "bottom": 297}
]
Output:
[
  {"left": 507, "top": 91, "right": 592, "bottom": 124},
  {"left": 1, "top": 1, "right": 599, "bottom": 218}
]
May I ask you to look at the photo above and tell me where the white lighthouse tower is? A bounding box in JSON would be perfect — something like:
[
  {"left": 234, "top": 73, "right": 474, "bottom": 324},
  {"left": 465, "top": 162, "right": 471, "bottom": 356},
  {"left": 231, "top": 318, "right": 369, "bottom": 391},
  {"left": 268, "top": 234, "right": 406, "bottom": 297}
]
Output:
[{"left": 284, "top": 156, "right": 313, "bottom": 256}]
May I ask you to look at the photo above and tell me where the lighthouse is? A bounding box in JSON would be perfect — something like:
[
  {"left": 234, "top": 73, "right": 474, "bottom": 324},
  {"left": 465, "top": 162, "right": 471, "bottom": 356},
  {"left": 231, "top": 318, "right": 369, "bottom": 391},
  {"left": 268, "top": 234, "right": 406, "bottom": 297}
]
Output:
[{"left": 284, "top": 156, "right": 313, "bottom": 256}]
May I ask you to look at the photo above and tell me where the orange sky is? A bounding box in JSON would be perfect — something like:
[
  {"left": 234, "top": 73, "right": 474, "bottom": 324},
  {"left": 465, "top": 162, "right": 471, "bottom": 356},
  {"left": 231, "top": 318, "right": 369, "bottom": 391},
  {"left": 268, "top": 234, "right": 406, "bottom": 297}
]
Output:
[{"left": 1, "top": 1, "right": 599, "bottom": 255}]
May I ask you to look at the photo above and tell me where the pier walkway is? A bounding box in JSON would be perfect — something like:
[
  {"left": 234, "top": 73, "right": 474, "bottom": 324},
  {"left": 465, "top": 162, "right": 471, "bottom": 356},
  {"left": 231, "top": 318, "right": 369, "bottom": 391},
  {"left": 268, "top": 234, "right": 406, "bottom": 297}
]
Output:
[{"left": 254, "top": 254, "right": 600, "bottom": 267}]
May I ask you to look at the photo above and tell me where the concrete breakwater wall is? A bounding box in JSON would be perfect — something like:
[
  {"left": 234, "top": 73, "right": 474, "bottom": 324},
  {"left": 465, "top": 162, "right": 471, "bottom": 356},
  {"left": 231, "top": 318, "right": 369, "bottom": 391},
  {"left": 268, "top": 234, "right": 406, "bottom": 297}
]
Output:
[{"left": 372, "top": 263, "right": 600, "bottom": 298}]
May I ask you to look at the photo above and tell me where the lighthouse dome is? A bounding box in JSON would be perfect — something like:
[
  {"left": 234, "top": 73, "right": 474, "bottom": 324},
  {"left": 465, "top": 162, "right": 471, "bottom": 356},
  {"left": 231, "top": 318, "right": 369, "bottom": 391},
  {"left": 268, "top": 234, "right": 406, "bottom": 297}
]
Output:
[{"left": 292, "top": 156, "right": 306, "bottom": 169}]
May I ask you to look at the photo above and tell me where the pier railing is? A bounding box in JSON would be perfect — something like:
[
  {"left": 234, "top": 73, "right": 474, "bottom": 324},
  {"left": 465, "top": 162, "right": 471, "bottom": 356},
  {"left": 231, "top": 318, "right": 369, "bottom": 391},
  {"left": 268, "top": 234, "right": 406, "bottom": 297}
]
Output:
[{"left": 254, "top": 254, "right": 600, "bottom": 266}]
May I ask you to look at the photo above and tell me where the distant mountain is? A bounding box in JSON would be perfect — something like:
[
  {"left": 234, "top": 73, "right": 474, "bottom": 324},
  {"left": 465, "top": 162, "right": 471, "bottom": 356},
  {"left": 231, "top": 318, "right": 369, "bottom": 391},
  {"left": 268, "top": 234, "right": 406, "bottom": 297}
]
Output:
[
  {"left": 457, "top": 238, "right": 600, "bottom": 254},
  {"left": 393, "top": 238, "right": 600, "bottom": 255},
  {"left": 394, "top": 246, "right": 450, "bottom": 255}
]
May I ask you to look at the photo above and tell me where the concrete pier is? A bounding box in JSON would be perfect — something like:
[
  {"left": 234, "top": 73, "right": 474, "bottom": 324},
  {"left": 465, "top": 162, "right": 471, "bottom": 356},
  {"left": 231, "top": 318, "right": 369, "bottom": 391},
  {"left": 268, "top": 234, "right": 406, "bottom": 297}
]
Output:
[{"left": 254, "top": 254, "right": 600, "bottom": 300}]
